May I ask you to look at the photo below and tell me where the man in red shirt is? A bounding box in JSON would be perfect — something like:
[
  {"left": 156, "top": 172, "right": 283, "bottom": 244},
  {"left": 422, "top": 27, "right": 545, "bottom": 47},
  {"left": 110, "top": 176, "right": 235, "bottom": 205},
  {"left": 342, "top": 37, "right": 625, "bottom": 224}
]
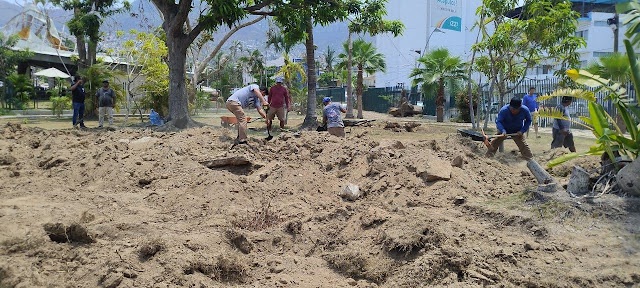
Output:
[{"left": 267, "top": 76, "right": 292, "bottom": 132}]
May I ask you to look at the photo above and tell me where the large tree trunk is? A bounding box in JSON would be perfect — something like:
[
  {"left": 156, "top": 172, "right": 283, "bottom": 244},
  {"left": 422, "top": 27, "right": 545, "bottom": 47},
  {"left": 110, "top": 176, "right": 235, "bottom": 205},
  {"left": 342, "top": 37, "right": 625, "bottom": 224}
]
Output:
[
  {"left": 73, "top": 8, "right": 87, "bottom": 69},
  {"left": 345, "top": 31, "right": 354, "bottom": 119},
  {"left": 88, "top": 41, "right": 97, "bottom": 66},
  {"left": 436, "top": 79, "right": 445, "bottom": 122},
  {"left": 356, "top": 66, "right": 364, "bottom": 119},
  {"left": 302, "top": 15, "right": 318, "bottom": 129},
  {"left": 166, "top": 34, "right": 191, "bottom": 128}
]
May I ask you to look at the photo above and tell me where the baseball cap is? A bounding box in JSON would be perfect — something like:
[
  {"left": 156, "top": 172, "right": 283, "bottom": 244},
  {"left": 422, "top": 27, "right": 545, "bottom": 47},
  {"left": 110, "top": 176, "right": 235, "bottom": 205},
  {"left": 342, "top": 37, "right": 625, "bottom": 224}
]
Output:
[
  {"left": 102, "top": 80, "right": 109, "bottom": 83},
  {"left": 509, "top": 97, "right": 522, "bottom": 109},
  {"left": 275, "top": 76, "right": 284, "bottom": 83},
  {"left": 322, "top": 97, "right": 331, "bottom": 103}
]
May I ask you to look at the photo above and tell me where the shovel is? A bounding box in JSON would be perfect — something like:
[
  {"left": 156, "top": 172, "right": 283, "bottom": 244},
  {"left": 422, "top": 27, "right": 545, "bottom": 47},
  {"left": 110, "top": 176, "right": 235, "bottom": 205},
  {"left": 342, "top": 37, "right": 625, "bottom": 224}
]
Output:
[{"left": 264, "top": 105, "right": 274, "bottom": 141}]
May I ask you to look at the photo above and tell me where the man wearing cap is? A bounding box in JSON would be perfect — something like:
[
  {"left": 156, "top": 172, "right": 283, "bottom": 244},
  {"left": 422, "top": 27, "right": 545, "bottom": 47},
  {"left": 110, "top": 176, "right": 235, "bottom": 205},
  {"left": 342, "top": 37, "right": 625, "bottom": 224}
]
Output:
[
  {"left": 267, "top": 76, "right": 291, "bottom": 134},
  {"left": 96, "top": 80, "right": 116, "bottom": 127},
  {"left": 485, "top": 97, "right": 533, "bottom": 159},
  {"left": 70, "top": 76, "right": 87, "bottom": 129},
  {"left": 226, "top": 84, "right": 269, "bottom": 144},
  {"left": 322, "top": 97, "right": 347, "bottom": 137},
  {"left": 551, "top": 96, "right": 576, "bottom": 152}
]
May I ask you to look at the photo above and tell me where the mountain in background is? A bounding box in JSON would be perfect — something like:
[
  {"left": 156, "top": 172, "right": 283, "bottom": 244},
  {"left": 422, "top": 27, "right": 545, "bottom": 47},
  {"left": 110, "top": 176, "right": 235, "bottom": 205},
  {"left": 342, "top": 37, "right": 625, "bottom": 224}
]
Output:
[{"left": 0, "top": 0, "right": 362, "bottom": 60}]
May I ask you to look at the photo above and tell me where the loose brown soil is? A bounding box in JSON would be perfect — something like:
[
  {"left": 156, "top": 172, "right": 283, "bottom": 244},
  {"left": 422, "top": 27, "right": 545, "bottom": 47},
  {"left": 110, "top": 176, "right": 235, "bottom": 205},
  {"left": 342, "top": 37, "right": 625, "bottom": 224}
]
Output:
[{"left": 0, "top": 121, "right": 639, "bottom": 287}]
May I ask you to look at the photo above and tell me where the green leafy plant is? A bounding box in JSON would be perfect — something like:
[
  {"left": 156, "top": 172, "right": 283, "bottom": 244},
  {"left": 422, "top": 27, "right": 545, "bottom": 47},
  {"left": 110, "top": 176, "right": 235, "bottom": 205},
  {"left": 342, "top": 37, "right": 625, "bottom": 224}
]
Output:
[
  {"left": 538, "top": 64, "right": 640, "bottom": 167},
  {"left": 50, "top": 89, "right": 71, "bottom": 118}
]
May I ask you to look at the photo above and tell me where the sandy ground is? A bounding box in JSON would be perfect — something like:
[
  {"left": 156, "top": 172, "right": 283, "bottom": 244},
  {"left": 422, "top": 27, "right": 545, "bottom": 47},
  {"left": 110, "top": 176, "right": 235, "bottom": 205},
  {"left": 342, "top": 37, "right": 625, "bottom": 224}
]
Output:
[{"left": 0, "top": 113, "right": 639, "bottom": 288}]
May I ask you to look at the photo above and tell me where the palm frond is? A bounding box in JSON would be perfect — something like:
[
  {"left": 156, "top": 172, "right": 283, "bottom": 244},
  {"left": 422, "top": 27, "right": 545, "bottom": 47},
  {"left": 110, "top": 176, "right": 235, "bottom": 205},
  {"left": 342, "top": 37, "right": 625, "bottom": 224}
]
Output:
[
  {"left": 538, "top": 106, "right": 593, "bottom": 130},
  {"left": 537, "top": 88, "right": 596, "bottom": 102}
]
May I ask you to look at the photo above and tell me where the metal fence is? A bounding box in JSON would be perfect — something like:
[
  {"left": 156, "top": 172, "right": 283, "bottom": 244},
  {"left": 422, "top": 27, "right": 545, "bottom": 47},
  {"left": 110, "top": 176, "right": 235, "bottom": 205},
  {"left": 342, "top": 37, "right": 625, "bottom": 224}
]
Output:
[{"left": 487, "top": 78, "right": 638, "bottom": 129}]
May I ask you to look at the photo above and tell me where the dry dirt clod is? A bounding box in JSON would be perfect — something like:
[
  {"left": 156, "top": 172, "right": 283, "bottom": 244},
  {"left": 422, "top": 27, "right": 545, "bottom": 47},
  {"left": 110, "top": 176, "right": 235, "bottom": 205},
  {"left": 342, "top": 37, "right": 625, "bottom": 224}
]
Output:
[
  {"left": 225, "top": 229, "right": 253, "bottom": 254},
  {"left": 0, "top": 153, "right": 16, "bottom": 165},
  {"left": 452, "top": 155, "right": 464, "bottom": 168},
  {"left": 524, "top": 242, "right": 540, "bottom": 251},
  {"left": 454, "top": 196, "right": 466, "bottom": 205},
  {"left": 101, "top": 273, "right": 123, "bottom": 288},
  {"left": 43, "top": 223, "right": 94, "bottom": 244}
]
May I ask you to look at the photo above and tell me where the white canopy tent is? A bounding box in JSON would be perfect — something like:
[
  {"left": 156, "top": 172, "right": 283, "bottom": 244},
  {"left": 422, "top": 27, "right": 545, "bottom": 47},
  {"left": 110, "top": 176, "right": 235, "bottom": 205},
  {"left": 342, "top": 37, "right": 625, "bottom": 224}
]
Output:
[{"left": 34, "top": 68, "right": 70, "bottom": 79}]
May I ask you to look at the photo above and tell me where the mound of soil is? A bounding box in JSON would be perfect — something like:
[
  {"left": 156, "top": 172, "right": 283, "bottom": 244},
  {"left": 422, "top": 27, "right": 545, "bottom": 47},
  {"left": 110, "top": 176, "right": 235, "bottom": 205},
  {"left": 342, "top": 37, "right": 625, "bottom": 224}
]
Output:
[{"left": 0, "top": 123, "right": 638, "bottom": 287}]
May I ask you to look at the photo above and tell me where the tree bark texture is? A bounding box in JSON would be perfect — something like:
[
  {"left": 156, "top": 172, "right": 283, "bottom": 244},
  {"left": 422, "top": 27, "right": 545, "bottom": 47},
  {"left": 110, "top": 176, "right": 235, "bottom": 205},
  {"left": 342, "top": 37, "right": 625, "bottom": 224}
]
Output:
[
  {"left": 356, "top": 65, "right": 364, "bottom": 119},
  {"left": 302, "top": 15, "right": 318, "bottom": 129},
  {"left": 436, "top": 79, "right": 445, "bottom": 122}
]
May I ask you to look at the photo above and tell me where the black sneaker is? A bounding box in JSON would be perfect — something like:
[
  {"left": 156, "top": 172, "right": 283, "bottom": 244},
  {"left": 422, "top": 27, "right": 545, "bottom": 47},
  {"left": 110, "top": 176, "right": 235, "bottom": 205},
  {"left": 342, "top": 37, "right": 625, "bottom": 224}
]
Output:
[{"left": 80, "top": 124, "right": 87, "bottom": 128}]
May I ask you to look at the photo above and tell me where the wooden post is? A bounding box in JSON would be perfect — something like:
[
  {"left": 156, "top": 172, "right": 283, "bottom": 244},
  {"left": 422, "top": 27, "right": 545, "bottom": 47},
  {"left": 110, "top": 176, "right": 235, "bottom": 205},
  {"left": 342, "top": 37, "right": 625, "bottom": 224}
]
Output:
[{"left": 527, "top": 159, "right": 557, "bottom": 193}]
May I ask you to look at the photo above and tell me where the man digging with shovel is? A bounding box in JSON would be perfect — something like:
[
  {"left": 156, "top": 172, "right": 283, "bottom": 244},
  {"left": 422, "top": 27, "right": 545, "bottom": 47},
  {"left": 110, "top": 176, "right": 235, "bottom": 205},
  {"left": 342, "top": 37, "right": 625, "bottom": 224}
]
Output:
[
  {"left": 226, "top": 84, "right": 269, "bottom": 146},
  {"left": 485, "top": 97, "right": 533, "bottom": 160}
]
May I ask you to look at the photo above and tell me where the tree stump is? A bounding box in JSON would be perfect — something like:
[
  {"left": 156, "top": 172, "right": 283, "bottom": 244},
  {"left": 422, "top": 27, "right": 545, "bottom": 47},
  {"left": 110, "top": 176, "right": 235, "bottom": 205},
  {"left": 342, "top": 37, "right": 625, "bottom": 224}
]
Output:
[{"left": 567, "top": 166, "right": 590, "bottom": 196}]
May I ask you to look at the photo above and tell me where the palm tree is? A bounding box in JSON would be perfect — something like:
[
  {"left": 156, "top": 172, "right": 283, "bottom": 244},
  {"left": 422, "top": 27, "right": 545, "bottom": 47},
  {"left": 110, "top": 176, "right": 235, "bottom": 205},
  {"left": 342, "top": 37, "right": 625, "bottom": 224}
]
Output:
[
  {"left": 586, "top": 53, "right": 631, "bottom": 133},
  {"left": 322, "top": 46, "right": 337, "bottom": 73},
  {"left": 238, "top": 49, "right": 265, "bottom": 84},
  {"left": 337, "top": 39, "right": 386, "bottom": 119},
  {"left": 410, "top": 48, "right": 466, "bottom": 122},
  {"left": 586, "top": 53, "right": 630, "bottom": 83}
]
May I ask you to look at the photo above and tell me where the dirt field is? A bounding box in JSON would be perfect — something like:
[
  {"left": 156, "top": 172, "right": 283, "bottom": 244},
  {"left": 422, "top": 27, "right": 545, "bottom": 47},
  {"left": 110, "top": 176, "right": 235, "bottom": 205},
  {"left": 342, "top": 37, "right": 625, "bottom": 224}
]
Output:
[{"left": 0, "top": 113, "right": 639, "bottom": 287}]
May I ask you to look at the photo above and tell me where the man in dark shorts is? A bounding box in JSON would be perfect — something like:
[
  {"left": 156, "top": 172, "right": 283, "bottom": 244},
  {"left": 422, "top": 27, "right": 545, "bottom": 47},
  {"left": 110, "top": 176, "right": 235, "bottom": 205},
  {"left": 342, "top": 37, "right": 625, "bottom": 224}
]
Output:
[{"left": 551, "top": 96, "right": 576, "bottom": 152}]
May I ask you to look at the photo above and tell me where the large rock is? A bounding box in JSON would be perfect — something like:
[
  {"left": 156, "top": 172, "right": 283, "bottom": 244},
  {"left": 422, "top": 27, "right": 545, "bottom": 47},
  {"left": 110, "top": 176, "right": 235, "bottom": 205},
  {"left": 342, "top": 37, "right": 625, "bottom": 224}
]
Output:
[
  {"left": 616, "top": 158, "right": 640, "bottom": 196},
  {"left": 567, "top": 166, "right": 590, "bottom": 196},
  {"left": 414, "top": 157, "right": 452, "bottom": 182}
]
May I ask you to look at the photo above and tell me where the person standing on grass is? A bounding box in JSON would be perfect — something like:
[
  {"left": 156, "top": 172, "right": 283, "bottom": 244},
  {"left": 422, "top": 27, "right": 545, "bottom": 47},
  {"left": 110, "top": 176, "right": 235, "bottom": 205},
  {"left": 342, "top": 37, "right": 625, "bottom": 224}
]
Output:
[
  {"left": 70, "top": 76, "right": 87, "bottom": 129},
  {"left": 522, "top": 87, "right": 540, "bottom": 138},
  {"left": 485, "top": 97, "right": 533, "bottom": 159},
  {"left": 267, "top": 76, "right": 291, "bottom": 133},
  {"left": 322, "top": 97, "right": 347, "bottom": 137},
  {"left": 551, "top": 96, "right": 576, "bottom": 152},
  {"left": 225, "top": 84, "right": 269, "bottom": 144},
  {"left": 96, "top": 80, "right": 116, "bottom": 128}
]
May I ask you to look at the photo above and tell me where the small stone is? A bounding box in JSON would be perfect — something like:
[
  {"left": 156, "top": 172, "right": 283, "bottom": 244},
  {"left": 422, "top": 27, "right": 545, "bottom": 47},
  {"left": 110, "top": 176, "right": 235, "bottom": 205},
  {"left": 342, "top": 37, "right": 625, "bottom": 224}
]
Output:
[
  {"left": 160, "top": 174, "right": 169, "bottom": 179},
  {"left": 454, "top": 196, "right": 465, "bottom": 205},
  {"left": 123, "top": 269, "right": 137, "bottom": 279},
  {"left": 340, "top": 183, "right": 361, "bottom": 201},
  {"left": 451, "top": 155, "right": 464, "bottom": 168},
  {"left": 278, "top": 278, "right": 288, "bottom": 284},
  {"left": 347, "top": 278, "right": 358, "bottom": 286}
]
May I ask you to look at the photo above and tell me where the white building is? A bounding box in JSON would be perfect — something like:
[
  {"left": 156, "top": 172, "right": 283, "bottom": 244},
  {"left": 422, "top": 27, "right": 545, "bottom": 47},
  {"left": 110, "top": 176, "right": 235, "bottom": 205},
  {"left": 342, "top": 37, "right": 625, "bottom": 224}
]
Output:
[
  {"left": 374, "top": 0, "right": 483, "bottom": 88},
  {"left": 576, "top": 11, "right": 627, "bottom": 67},
  {"left": 375, "top": 0, "right": 629, "bottom": 87}
]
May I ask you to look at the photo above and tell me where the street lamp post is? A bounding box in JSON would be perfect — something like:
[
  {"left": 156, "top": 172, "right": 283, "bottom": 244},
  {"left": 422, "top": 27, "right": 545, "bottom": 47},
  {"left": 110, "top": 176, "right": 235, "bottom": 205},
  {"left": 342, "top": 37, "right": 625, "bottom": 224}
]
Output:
[{"left": 421, "top": 27, "right": 445, "bottom": 59}]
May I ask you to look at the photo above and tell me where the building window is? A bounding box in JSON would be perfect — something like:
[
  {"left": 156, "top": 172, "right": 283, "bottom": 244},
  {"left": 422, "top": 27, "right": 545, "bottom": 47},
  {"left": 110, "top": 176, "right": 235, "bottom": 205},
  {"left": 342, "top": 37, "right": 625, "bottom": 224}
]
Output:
[
  {"left": 542, "top": 65, "right": 553, "bottom": 74},
  {"left": 594, "top": 20, "right": 609, "bottom": 27},
  {"left": 594, "top": 51, "right": 613, "bottom": 58},
  {"left": 575, "top": 30, "right": 588, "bottom": 40}
]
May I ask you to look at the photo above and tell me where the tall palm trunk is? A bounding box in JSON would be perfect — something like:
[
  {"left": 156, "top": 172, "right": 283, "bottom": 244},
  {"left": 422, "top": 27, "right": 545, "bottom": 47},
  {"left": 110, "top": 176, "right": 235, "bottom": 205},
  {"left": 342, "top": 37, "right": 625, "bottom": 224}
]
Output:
[
  {"left": 436, "top": 78, "right": 445, "bottom": 122},
  {"left": 302, "top": 15, "right": 318, "bottom": 128},
  {"left": 356, "top": 64, "right": 364, "bottom": 119}
]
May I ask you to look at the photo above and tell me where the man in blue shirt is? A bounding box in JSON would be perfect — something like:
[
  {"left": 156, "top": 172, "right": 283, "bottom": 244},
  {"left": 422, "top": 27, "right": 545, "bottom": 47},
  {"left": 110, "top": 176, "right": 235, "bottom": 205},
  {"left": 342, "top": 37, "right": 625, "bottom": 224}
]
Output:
[
  {"left": 485, "top": 97, "right": 533, "bottom": 159},
  {"left": 322, "top": 97, "right": 346, "bottom": 137},
  {"left": 522, "top": 87, "right": 540, "bottom": 138}
]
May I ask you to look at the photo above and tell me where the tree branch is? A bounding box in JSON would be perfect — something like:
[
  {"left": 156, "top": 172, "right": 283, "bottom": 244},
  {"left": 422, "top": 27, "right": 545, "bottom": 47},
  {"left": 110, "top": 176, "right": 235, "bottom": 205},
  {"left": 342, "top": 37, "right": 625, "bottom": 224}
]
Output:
[{"left": 194, "top": 15, "right": 266, "bottom": 78}]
